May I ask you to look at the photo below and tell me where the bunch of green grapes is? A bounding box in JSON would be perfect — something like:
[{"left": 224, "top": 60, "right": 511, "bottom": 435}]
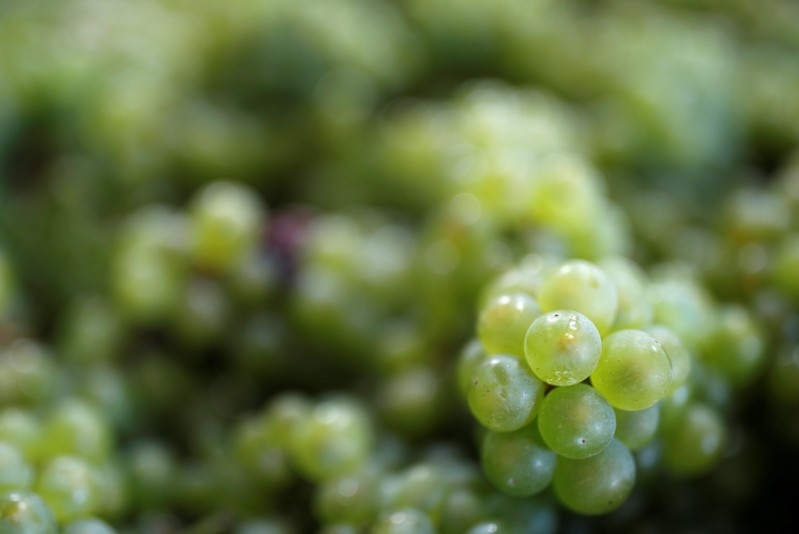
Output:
[{"left": 461, "top": 255, "right": 757, "bottom": 515}]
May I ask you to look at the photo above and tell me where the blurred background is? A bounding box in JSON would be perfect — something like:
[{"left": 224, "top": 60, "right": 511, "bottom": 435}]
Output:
[{"left": 1, "top": 0, "right": 799, "bottom": 532}]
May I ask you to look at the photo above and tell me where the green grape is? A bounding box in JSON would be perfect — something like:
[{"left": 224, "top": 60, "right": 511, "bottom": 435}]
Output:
[
  {"left": 591, "top": 330, "right": 672, "bottom": 411},
  {"left": 659, "top": 384, "right": 692, "bottom": 430},
  {"left": 232, "top": 419, "right": 291, "bottom": 492},
  {"left": 0, "top": 410, "right": 42, "bottom": 462},
  {"left": 189, "top": 181, "right": 265, "bottom": 273},
  {"left": 439, "top": 486, "right": 489, "bottom": 534},
  {"left": 647, "top": 325, "right": 691, "bottom": 394},
  {"left": 0, "top": 490, "right": 57, "bottom": 534},
  {"left": 481, "top": 425, "right": 556, "bottom": 496},
  {"left": 371, "top": 508, "right": 435, "bottom": 534},
  {"left": 662, "top": 403, "right": 726, "bottom": 477},
  {"left": 524, "top": 310, "right": 601, "bottom": 386},
  {"left": 537, "top": 260, "right": 618, "bottom": 336},
  {"left": 379, "top": 366, "right": 442, "bottom": 437},
  {"left": 379, "top": 464, "right": 450, "bottom": 519},
  {"left": 266, "top": 393, "right": 312, "bottom": 449},
  {"left": 40, "top": 400, "right": 111, "bottom": 464},
  {"left": 62, "top": 518, "right": 116, "bottom": 534},
  {"left": 0, "top": 442, "right": 32, "bottom": 492},
  {"left": 111, "top": 243, "right": 184, "bottom": 324},
  {"left": 488, "top": 493, "right": 558, "bottom": 534},
  {"left": 0, "top": 340, "right": 56, "bottom": 406},
  {"left": 467, "top": 354, "right": 545, "bottom": 432},
  {"left": 613, "top": 405, "right": 659, "bottom": 450},
  {"left": 292, "top": 397, "right": 373, "bottom": 481},
  {"left": 58, "top": 298, "right": 123, "bottom": 365},
  {"left": 465, "top": 522, "right": 508, "bottom": 534},
  {"left": 477, "top": 293, "right": 542, "bottom": 357},
  {"left": 314, "top": 469, "right": 379, "bottom": 527},
  {"left": 648, "top": 275, "right": 712, "bottom": 350},
  {"left": 537, "top": 384, "right": 615, "bottom": 459},
  {"left": 457, "top": 339, "right": 485, "bottom": 396},
  {"left": 479, "top": 254, "right": 555, "bottom": 306},
  {"left": 35, "top": 456, "right": 100, "bottom": 523},
  {"left": 700, "top": 305, "right": 764, "bottom": 387},
  {"left": 599, "top": 257, "right": 652, "bottom": 331},
  {"left": 553, "top": 439, "right": 635, "bottom": 515}
]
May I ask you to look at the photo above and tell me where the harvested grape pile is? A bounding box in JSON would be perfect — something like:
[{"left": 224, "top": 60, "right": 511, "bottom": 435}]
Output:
[{"left": 1, "top": 0, "right": 799, "bottom": 532}]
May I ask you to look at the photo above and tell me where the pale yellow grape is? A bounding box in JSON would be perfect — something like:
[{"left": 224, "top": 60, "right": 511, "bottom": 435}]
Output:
[{"left": 591, "top": 330, "right": 672, "bottom": 411}]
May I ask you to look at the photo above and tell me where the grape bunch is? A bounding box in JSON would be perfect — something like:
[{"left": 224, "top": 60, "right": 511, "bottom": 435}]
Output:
[{"left": 461, "top": 256, "right": 732, "bottom": 515}]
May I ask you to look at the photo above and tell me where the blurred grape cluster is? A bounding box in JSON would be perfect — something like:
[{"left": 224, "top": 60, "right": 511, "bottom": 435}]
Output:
[{"left": 1, "top": 0, "right": 799, "bottom": 532}]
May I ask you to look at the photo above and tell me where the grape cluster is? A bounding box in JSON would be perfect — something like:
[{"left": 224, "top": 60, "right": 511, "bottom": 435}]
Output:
[{"left": 1, "top": 0, "right": 799, "bottom": 532}]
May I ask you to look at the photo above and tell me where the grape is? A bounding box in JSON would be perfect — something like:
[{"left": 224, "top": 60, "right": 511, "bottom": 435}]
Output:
[
  {"left": 537, "top": 384, "right": 616, "bottom": 459},
  {"left": 647, "top": 325, "right": 691, "bottom": 394},
  {"left": 591, "top": 330, "right": 672, "bottom": 411},
  {"left": 127, "top": 442, "right": 176, "bottom": 511},
  {"left": 465, "top": 522, "right": 507, "bottom": 534},
  {"left": 292, "top": 397, "right": 373, "bottom": 481},
  {"left": 481, "top": 425, "right": 556, "bottom": 496},
  {"left": 477, "top": 293, "right": 542, "bottom": 357},
  {"left": 0, "top": 340, "right": 55, "bottom": 406},
  {"left": 314, "top": 469, "right": 379, "bottom": 527},
  {"left": 537, "top": 260, "right": 618, "bottom": 336},
  {"left": 662, "top": 403, "right": 726, "bottom": 477},
  {"left": 189, "top": 181, "right": 266, "bottom": 273},
  {"left": 372, "top": 508, "right": 435, "bottom": 534},
  {"left": 0, "top": 441, "right": 32, "bottom": 492},
  {"left": 524, "top": 310, "right": 602, "bottom": 386},
  {"left": 40, "top": 401, "right": 111, "bottom": 464},
  {"left": 0, "top": 410, "right": 41, "bottom": 462},
  {"left": 613, "top": 405, "right": 659, "bottom": 451},
  {"left": 599, "top": 257, "right": 653, "bottom": 331},
  {"left": 35, "top": 456, "right": 100, "bottom": 523},
  {"left": 479, "top": 254, "right": 555, "bottom": 306},
  {"left": 700, "top": 305, "right": 764, "bottom": 387},
  {"left": 553, "top": 439, "right": 636, "bottom": 515},
  {"left": 0, "top": 490, "right": 56, "bottom": 533},
  {"left": 457, "top": 340, "right": 486, "bottom": 396},
  {"left": 467, "top": 354, "right": 545, "bottom": 432},
  {"left": 62, "top": 518, "right": 116, "bottom": 534},
  {"left": 439, "top": 487, "right": 489, "bottom": 534}
]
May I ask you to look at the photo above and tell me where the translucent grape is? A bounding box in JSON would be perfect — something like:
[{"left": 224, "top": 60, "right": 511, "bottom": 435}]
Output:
[
  {"left": 662, "top": 403, "right": 726, "bottom": 477},
  {"left": 477, "top": 293, "right": 542, "bottom": 357},
  {"left": 537, "top": 260, "right": 618, "bottom": 336},
  {"left": 599, "top": 256, "right": 652, "bottom": 331},
  {"left": 314, "top": 469, "right": 379, "bottom": 527},
  {"left": 372, "top": 508, "right": 435, "bottom": 534},
  {"left": 467, "top": 354, "right": 545, "bottom": 432},
  {"left": 524, "top": 310, "right": 602, "bottom": 386},
  {"left": 647, "top": 325, "right": 691, "bottom": 394},
  {"left": 0, "top": 490, "right": 56, "bottom": 533},
  {"left": 613, "top": 405, "right": 659, "bottom": 450},
  {"left": 0, "top": 441, "right": 33, "bottom": 492},
  {"left": 189, "top": 181, "right": 265, "bottom": 273},
  {"left": 0, "top": 410, "right": 42, "bottom": 462},
  {"left": 457, "top": 340, "right": 486, "bottom": 396},
  {"left": 35, "top": 456, "right": 100, "bottom": 523},
  {"left": 537, "top": 384, "right": 616, "bottom": 459},
  {"left": 40, "top": 401, "right": 111, "bottom": 464},
  {"left": 553, "top": 439, "right": 635, "bottom": 515},
  {"left": 62, "top": 518, "right": 116, "bottom": 534},
  {"left": 481, "top": 425, "right": 556, "bottom": 496},
  {"left": 700, "top": 305, "right": 764, "bottom": 387},
  {"left": 591, "top": 330, "right": 672, "bottom": 411},
  {"left": 292, "top": 397, "right": 373, "bottom": 481}
]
